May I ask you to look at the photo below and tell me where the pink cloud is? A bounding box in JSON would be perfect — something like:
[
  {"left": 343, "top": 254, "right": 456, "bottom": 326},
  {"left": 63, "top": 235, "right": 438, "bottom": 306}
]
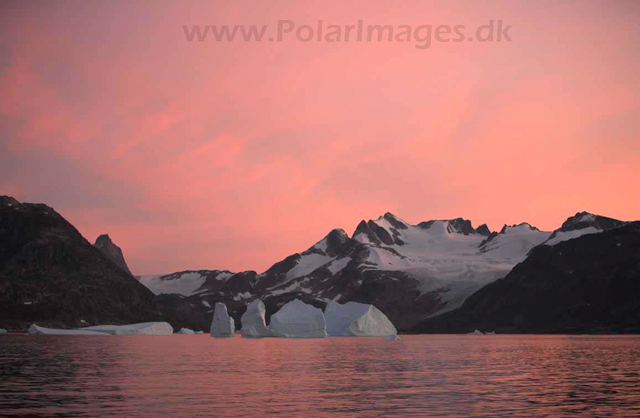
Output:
[{"left": 1, "top": 1, "right": 639, "bottom": 274}]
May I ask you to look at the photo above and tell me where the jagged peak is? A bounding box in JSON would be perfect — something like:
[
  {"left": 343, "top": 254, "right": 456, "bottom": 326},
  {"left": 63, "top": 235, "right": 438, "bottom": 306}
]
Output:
[
  {"left": 95, "top": 234, "right": 113, "bottom": 244},
  {"left": 498, "top": 222, "right": 541, "bottom": 234},
  {"left": 305, "top": 228, "right": 352, "bottom": 256},
  {"left": 557, "top": 211, "right": 625, "bottom": 233},
  {"left": 381, "top": 212, "right": 409, "bottom": 230},
  {"left": 416, "top": 218, "right": 483, "bottom": 236},
  {"left": 475, "top": 224, "right": 492, "bottom": 236}
]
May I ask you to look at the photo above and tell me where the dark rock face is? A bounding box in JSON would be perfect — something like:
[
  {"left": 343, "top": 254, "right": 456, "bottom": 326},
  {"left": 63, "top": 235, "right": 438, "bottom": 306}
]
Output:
[
  {"left": 475, "top": 224, "right": 491, "bottom": 236},
  {"left": 94, "top": 234, "right": 132, "bottom": 275},
  {"left": 0, "top": 196, "right": 162, "bottom": 330},
  {"left": 413, "top": 222, "right": 640, "bottom": 334},
  {"left": 559, "top": 211, "right": 626, "bottom": 232}
]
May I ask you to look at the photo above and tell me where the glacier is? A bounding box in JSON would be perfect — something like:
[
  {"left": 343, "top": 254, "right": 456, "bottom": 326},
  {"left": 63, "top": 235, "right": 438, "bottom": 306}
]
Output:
[
  {"left": 210, "top": 302, "right": 235, "bottom": 337},
  {"left": 325, "top": 300, "right": 397, "bottom": 337},
  {"left": 269, "top": 299, "right": 327, "bottom": 338},
  {"left": 240, "top": 299, "right": 271, "bottom": 338}
]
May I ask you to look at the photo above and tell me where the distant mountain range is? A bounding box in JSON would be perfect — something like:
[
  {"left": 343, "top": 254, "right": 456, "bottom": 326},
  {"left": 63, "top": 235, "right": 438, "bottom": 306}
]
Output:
[
  {"left": 1, "top": 195, "right": 637, "bottom": 333},
  {"left": 136, "top": 209, "right": 631, "bottom": 332}
]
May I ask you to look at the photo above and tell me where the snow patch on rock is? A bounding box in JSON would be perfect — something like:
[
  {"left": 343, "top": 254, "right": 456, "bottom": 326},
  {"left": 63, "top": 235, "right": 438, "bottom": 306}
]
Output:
[{"left": 137, "top": 272, "right": 207, "bottom": 296}]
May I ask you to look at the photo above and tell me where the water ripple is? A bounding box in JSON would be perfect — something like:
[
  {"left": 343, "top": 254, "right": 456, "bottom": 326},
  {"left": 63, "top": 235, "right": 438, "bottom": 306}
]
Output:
[{"left": 1, "top": 335, "right": 639, "bottom": 416}]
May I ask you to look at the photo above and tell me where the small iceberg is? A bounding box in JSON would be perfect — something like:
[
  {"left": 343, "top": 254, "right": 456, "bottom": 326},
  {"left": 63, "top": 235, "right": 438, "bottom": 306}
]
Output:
[
  {"left": 177, "top": 328, "right": 195, "bottom": 334},
  {"left": 468, "top": 329, "right": 484, "bottom": 335},
  {"left": 240, "top": 299, "right": 271, "bottom": 338},
  {"left": 195, "top": 331, "right": 204, "bottom": 334},
  {"left": 28, "top": 324, "right": 111, "bottom": 336},
  {"left": 80, "top": 322, "right": 174, "bottom": 336},
  {"left": 0, "top": 328, "right": 7, "bottom": 334},
  {"left": 325, "top": 300, "right": 398, "bottom": 337},
  {"left": 210, "top": 302, "right": 235, "bottom": 337},
  {"left": 269, "top": 299, "right": 327, "bottom": 338}
]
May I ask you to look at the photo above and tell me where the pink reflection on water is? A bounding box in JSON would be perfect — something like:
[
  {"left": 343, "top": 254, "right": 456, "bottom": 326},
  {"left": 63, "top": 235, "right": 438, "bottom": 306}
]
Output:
[{"left": 1, "top": 335, "right": 640, "bottom": 416}]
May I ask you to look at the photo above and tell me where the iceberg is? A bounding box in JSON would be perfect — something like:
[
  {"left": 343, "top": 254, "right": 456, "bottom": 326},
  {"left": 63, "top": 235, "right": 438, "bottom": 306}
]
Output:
[
  {"left": 325, "top": 300, "right": 398, "bottom": 337},
  {"left": 177, "top": 328, "right": 195, "bottom": 334},
  {"left": 0, "top": 328, "right": 7, "bottom": 334},
  {"left": 468, "top": 329, "right": 484, "bottom": 335},
  {"left": 210, "top": 302, "right": 235, "bottom": 337},
  {"left": 240, "top": 299, "right": 271, "bottom": 338},
  {"left": 79, "top": 322, "right": 174, "bottom": 336},
  {"left": 385, "top": 334, "right": 401, "bottom": 340},
  {"left": 195, "top": 331, "right": 204, "bottom": 334},
  {"left": 269, "top": 299, "right": 327, "bottom": 338},
  {"left": 28, "top": 324, "right": 110, "bottom": 336}
]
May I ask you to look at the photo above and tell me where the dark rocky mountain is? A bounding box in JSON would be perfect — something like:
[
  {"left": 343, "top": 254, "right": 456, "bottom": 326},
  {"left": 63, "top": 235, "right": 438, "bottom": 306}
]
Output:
[
  {"left": 0, "top": 196, "right": 164, "bottom": 330},
  {"left": 94, "top": 234, "right": 132, "bottom": 275},
  {"left": 413, "top": 222, "right": 640, "bottom": 334}
]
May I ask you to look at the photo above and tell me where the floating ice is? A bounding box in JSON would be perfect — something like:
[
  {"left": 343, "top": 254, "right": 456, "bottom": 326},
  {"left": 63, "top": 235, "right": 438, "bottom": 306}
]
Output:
[
  {"left": 0, "top": 328, "right": 7, "bottom": 334},
  {"left": 269, "top": 299, "right": 327, "bottom": 338},
  {"left": 468, "top": 329, "right": 484, "bottom": 335},
  {"left": 240, "top": 299, "right": 271, "bottom": 338},
  {"left": 385, "top": 334, "right": 401, "bottom": 340},
  {"left": 210, "top": 302, "right": 235, "bottom": 337},
  {"left": 325, "top": 300, "right": 397, "bottom": 337},
  {"left": 80, "top": 322, "right": 174, "bottom": 336},
  {"left": 28, "top": 324, "right": 110, "bottom": 336},
  {"left": 177, "top": 328, "right": 195, "bottom": 334}
]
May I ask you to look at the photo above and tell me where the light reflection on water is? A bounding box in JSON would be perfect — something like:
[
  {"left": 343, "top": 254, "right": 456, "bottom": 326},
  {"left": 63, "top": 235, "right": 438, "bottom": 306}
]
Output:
[{"left": 1, "top": 335, "right": 639, "bottom": 416}]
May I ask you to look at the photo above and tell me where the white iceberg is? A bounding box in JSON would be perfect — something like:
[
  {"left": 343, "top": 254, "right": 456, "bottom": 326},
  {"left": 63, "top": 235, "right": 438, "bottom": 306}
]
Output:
[
  {"left": 177, "top": 328, "right": 195, "bottom": 334},
  {"left": 28, "top": 324, "right": 110, "bottom": 336},
  {"left": 80, "top": 322, "right": 174, "bottom": 336},
  {"left": 210, "top": 302, "right": 235, "bottom": 337},
  {"left": 240, "top": 299, "right": 272, "bottom": 338},
  {"left": 269, "top": 299, "right": 327, "bottom": 338},
  {"left": 468, "top": 329, "right": 484, "bottom": 335},
  {"left": 325, "top": 300, "right": 398, "bottom": 337},
  {"left": 195, "top": 331, "right": 204, "bottom": 334},
  {"left": 0, "top": 328, "right": 7, "bottom": 334}
]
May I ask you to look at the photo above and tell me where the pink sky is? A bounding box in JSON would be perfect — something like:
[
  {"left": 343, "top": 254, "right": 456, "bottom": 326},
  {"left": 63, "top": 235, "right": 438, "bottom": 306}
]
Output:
[{"left": 1, "top": 1, "right": 639, "bottom": 274}]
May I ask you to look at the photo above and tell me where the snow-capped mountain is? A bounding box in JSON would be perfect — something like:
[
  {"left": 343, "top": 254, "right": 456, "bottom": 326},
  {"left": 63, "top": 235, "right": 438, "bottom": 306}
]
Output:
[
  {"left": 415, "top": 221, "right": 640, "bottom": 333},
  {"left": 541, "top": 211, "right": 627, "bottom": 246},
  {"left": 138, "top": 210, "right": 628, "bottom": 331}
]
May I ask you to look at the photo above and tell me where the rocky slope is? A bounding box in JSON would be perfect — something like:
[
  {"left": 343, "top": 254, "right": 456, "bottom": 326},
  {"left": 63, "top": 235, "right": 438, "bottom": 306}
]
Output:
[
  {"left": 412, "top": 222, "right": 640, "bottom": 333},
  {"left": 0, "top": 196, "right": 162, "bottom": 330},
  {"left": 94, "top": 234, "right": 132, "bottom": 275}
]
